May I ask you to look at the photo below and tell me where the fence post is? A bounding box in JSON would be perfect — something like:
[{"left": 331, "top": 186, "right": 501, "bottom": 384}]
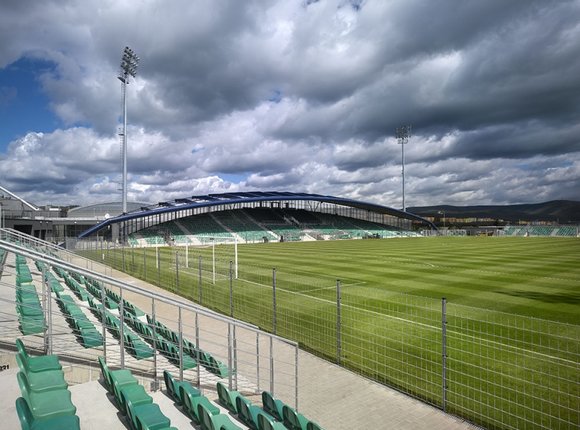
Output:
[
  {"left": 119, "top": 287, "right": 125, "bottom": 368},
  {"left": 100, "top": 282, "right": 107, "bottom": 362},
  {"left": 195, "top": 312, "right": 201, "bottom": 388},
  {"left": 256, "top": 332, "right": 260, "bottom": 392},
  {"left": 198, "top": 256, "right": 203, "bottom": 304},
  {"left": 185, "top": 245, "right": 189, "bottom": 269},
  {"left": 229, "top": 261, "right": 234, "bottom": 317},
  {"left": 157, "top": 247, "right": 161, "bottom": 287},
  {"left": 272, "top": 268, "right": 277, "bottom": 335},
  {"left": 143, "top": 247, "right": 147, "bottom": 281},
  {"left": 228, "top": 323, "right": 233, "bottom": 390},
  {"left": 178, "top": 307, "right": 183, "bottom": 381},
  {"left": 295, "top": 344, "right": 299, "bottom": 411},
  {"left": 151, "top": 298, "right": 158, "bottom": 390},
  {"left": 175, "top": 251, "right": 179, "bottom": 293},
  {"left": 336, "top": 279, "right": 342, "bottom": 365},
  {"left": 42, "top": 265, "right": 48, "bottom": 354},
  {"left": 442, "top": 297, "right": 447, "bottom": 412},
  {"left": 269, "top": 336, "right": 275, "bottom": 395},
  {"left": 122, "top": 245, "right": 126, "bottom": 272}
]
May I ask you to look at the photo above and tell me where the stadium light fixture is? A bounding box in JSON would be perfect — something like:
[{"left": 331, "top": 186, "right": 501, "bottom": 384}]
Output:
[
  {"left": 118, "top": 46, "right": 140, "bottom": 215},
  {"left": 396, "top": 125, "right": 411, "bottom": 212}
]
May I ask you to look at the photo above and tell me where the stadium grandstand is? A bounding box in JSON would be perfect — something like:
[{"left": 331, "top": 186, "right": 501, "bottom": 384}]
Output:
[{"left": 78, "top": 191, "right": 435, "bottom": 245}]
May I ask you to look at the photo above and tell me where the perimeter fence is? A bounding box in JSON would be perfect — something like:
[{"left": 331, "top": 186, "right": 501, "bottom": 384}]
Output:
[{"left": 77, "top": 240, "right": 580, "bottom": 430}]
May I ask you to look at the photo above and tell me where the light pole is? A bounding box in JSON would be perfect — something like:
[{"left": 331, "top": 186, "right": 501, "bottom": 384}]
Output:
[
  {"left": 118, "top": 46, "right": 139, "bottom": 214},
  {"left": 396, "top": 125, "right": 411, "bottom": 212}
]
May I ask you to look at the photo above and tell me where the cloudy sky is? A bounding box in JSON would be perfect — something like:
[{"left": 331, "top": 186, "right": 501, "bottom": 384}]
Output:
[{"left": 1, "top": 0, "right": 579, "bottom": 209}]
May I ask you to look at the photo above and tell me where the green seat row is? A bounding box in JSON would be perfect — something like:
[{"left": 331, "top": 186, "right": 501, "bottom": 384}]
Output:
[
  {"left": 55, "top": 292, "right": 103, "bottom": 348},
  {"left": 217, "top": 382, "right": 281, "bottom": 430},
  {"left": 262, "top": 391, "right": 323, "bottom": 430},
  {"left": 16, "top": 282, "right": 44, "bottom": 335},
  {"left": 98, "top": 357, "right": 174, "bottom": 430},
  {"left": 147, "top": 315, "right": 229, "bottom": 377},
  {"left": 15, "top": 339, "right": 79, "bottom": 428},
  {"left": 105, "top": 312, "right": 154, "bottom": 360}
]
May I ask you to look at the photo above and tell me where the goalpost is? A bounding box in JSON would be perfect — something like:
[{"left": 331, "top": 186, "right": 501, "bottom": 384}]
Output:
[{"left": 183, "top": 235, "right": 239, "bottom": 282}]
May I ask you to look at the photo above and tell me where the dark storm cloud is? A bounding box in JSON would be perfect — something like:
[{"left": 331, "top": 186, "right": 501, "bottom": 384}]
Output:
[{"left": 0, "top": 0, "right": 579, "bottom": 206}]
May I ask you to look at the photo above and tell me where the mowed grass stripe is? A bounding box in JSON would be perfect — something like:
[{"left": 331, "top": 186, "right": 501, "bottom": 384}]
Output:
[{"left": 85, "top": 236, "right": 580, "bottom": 429}]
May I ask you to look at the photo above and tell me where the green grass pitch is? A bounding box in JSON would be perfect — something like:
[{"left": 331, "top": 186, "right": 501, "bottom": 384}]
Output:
[{"left": 86, "top": 236, "right": 580, "bottom": 429}]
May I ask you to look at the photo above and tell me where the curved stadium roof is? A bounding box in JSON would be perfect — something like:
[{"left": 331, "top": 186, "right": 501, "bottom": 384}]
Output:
[{"left": 78, "top": 191, "right": 436, "bottom": 238}]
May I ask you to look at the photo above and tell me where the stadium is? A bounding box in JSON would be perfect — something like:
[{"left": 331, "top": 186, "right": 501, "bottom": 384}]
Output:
[
  {"left": 1, "top": 3, "right": 579, "bottom": 430},
  {"left": 1, "top": 185, "right": 579, "bottom": 430}
]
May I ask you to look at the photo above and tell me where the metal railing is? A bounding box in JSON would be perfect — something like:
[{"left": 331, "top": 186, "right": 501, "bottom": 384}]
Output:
[{"left": 0, "top": 230, "right": 299, "bottom": 409}]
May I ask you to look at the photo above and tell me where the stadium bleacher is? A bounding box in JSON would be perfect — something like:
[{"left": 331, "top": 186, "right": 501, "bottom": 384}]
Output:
[{"left": 1, "top": 235, "right": 324, "bottom": 430}]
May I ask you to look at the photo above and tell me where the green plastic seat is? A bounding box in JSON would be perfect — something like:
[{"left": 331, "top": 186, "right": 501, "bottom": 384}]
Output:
[
  {"left": 261, "top": 391, "right": 284, "bottom": 421},
  {"left": 78, "top": 326, "right": 104, "bottom": 348},
  {"left": 118, "top": 384, "right": 153, "bottom": 412},
  {"left": 16, "top": 356, "right": 67, "bottom": 393},
  {"left": 166, "top": 342, "right": 197, "bottom": 369},
  {"left": 306, "top": 421, "right": 324, "bottom": 430},
  {"left": 19, "top": 318, "right": 45, "bottom": 335},
  {"left": 282, "top": 405, "right": 309, "bottom": 430},
  {"left": 126, "top": 398, "right": 170, "bottom": 430},
  {"left": 15, "top": 397, "right": 80, "bottom": 430},
  {"left": 206, "top": 354, "right": 229, "bottom": 377},
  {"left": 236, "top": 396, "right": 273, "bottom": 430},
  {"left": 16, "top": 339, "right": 62, "bottom": 373},
  {"left": 125, "top": 333, "right": 154, "bottom": 359},
  {"left": 17, "top": 373, "right": 76, "bottom": 420},
  {"left": 97, "top": 356, "right": 138, "bottom": 399},
  {"left": 216, "top": 381, "right": 240, "bottom": 414},
  {"left": 257, "top": 413, "right": 287, "bottom": 430},
  {"left": 198, "top": 403, "right": 243, "bottom": 430},
  {"left": 163, "top": 370, "right": 200, "bottom": 406},
  {"left": 181, "top": 391, "right": 219, "bottom": 424}
]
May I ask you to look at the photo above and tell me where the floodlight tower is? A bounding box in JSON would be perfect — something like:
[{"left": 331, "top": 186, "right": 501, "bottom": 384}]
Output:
[
  {"left": 396, "top": 125, "right": 411, "bottom": 212},
  {"left": 118, "top": 46, "right": 139, "bottom": 214}
]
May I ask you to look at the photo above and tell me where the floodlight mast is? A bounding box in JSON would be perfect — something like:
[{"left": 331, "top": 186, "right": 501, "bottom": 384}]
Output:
[
  {"left": 396, "top": 125, "right": 411, "bottom": 212},
  {"left": 118, "top": 46, "right": 139, "bottom": 214}
]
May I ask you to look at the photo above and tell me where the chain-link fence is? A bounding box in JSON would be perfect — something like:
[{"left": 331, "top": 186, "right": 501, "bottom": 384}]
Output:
[{"left": 76, "top": 241, "right": 580, "bottom": 429}]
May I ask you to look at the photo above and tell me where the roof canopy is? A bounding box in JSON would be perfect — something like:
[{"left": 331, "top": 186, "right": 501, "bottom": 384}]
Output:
[{"left": 78, "top": 191, "right": 436, "bottom": 237}]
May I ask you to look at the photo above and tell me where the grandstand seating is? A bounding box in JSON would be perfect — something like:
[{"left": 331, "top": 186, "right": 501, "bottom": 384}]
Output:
[
  {"left": 15, "top": 397, "right": 81, "bottom": 430},
  {"left": 1, "top": 236, "right": 326, "bottom": 430},
  {"left": 504, "top": 225, "right": 580, "bottom": 237},
  {"left": 15, "top": 340, "right": 78, "bottom": 425},
  {"left": 98, "top": 356, "right": 175, "bottom": 430}
]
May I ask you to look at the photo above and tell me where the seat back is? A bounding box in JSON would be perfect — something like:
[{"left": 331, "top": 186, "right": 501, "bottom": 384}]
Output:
[
  {"left": 262, "top": 391, "right": 281, "bottom": 420},
  {"left": 216, "top": 382, "right": 229, "bottom": 408},
  {"left": 16, "top": 372, "right": 32, "bottom": 402},
  {"left": 236, "top": 396, "right": 252, "bottom": 424},
  {"left": 15, "top": 353, "right": 33, "bottom": 375},
  {"left": 15, "top": 397, "right": 34, "bottom": 430},
  {"left": 257, "top": 413, "right": 276, "bottom": 430},
  {"left": 307, "top": 421, "right": 323, "bottom": 430},
  {"left": 15, "top": 338, "right": 29, "bottom": 359},
  {"left": 163, "top": 370, "right": 176, "bottom": 398},
  {"left": 282, "top": 405, "right": 300, "bottom": 430},
  {"left": 197, "top": 403, "right": 216, "bottom": 430},
  {"left": 97, "top": 356, "right": 112, "bottom": 391}
]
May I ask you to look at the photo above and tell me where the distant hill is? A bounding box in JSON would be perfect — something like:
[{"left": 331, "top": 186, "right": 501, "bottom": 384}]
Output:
[{"left": 407, "top": 200, "right": 580, "bottom": 224}]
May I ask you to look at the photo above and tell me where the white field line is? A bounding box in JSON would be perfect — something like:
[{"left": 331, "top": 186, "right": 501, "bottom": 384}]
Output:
[{"left": 239, "top": 277, "right": 578, "bottom": 366}]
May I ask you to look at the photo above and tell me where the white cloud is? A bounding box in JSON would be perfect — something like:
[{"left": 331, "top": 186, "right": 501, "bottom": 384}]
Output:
[{"left": 0, "top": 0, "right": 579, "bottom": 208}]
